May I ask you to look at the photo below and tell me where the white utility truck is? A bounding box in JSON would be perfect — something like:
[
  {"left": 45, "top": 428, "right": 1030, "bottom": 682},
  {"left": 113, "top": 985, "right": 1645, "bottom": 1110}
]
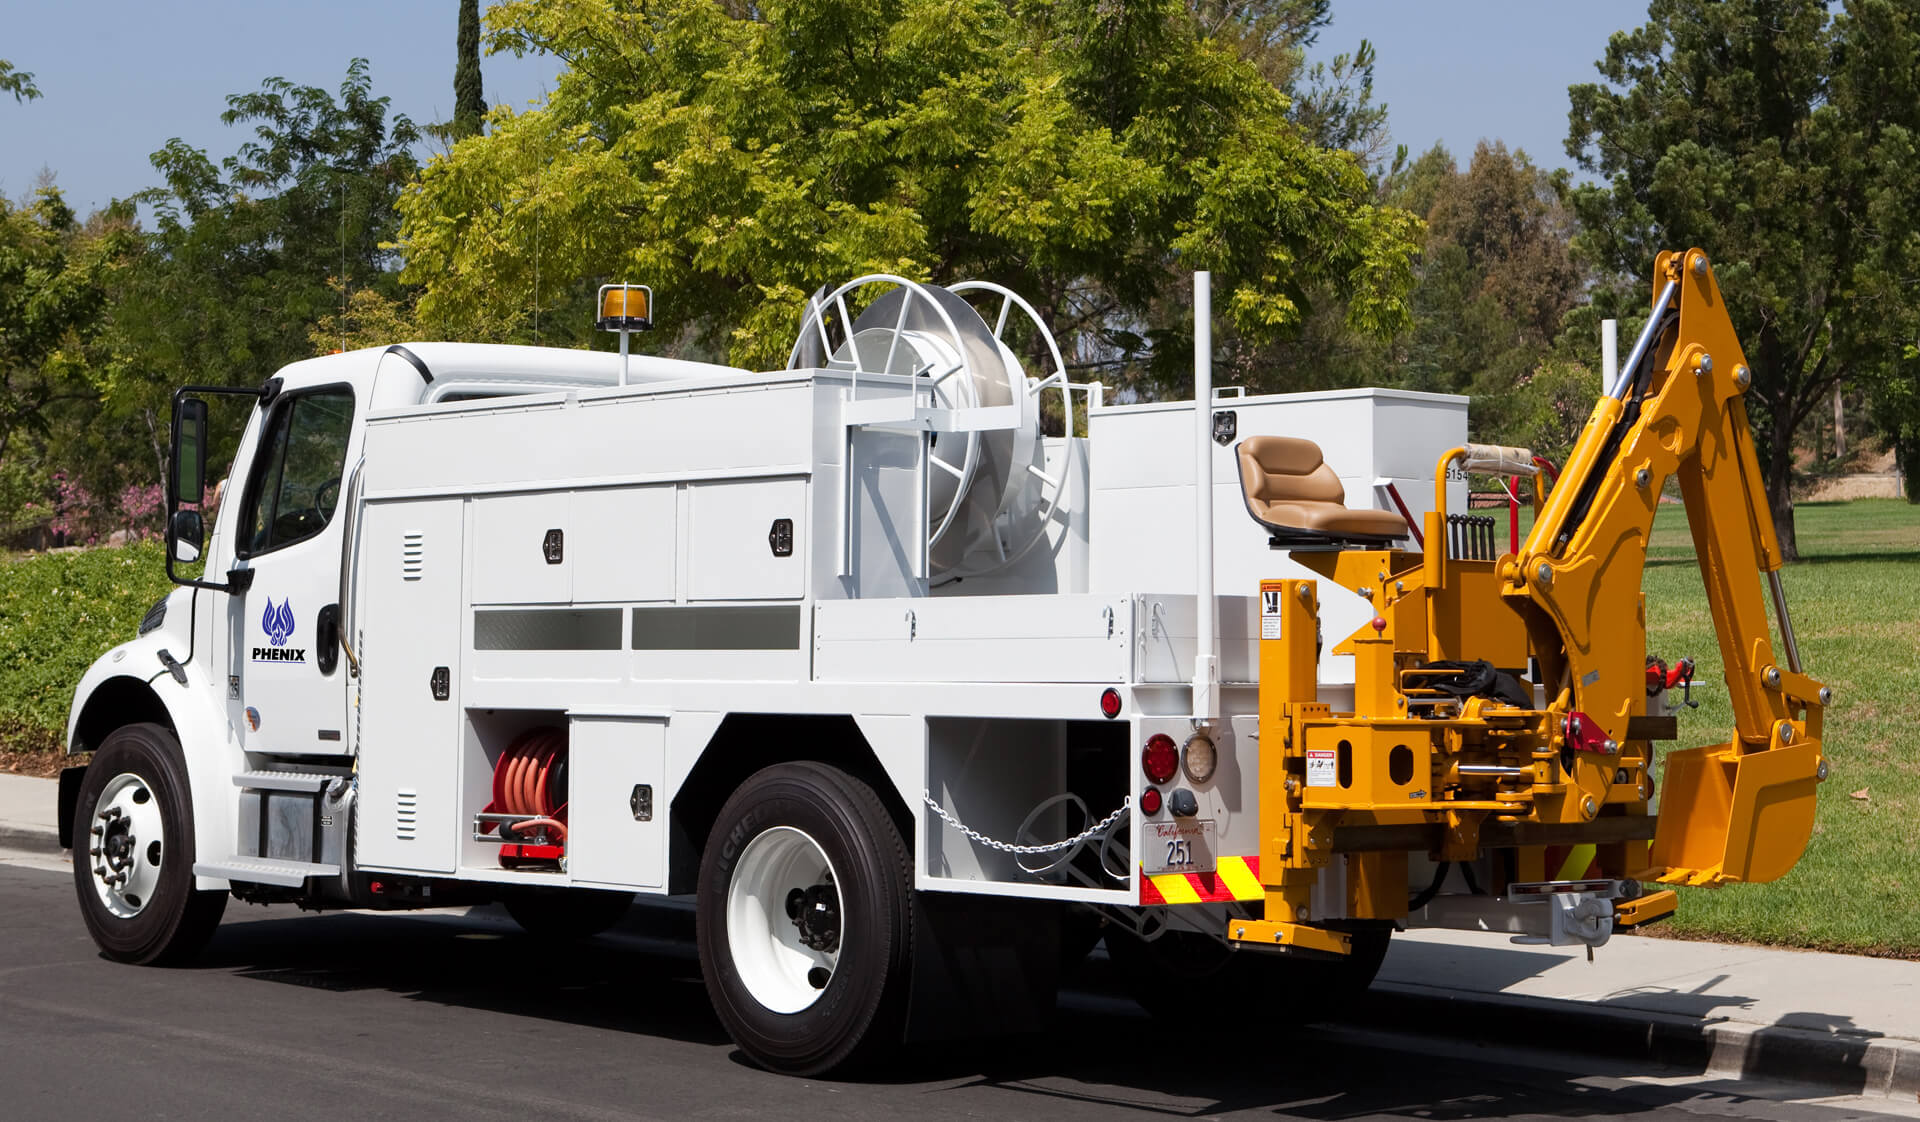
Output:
[{"left": 65, "top": 264, "right": 1819, "bottom": 1075}]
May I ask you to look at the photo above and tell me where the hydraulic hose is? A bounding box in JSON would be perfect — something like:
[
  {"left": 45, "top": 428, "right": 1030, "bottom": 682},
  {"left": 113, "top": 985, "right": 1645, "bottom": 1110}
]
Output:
[{"left": 1408, "top": 862, "right": 1451, "bottom": 912}]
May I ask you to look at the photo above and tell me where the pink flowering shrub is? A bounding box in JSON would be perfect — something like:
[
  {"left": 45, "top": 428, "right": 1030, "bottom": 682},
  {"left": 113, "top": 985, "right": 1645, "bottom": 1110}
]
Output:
[
  {"left": 47, "top": 473, "right": 99, "bottom": 547},
  {"left": 118, "top": 483, "right": 165, "bottom": 541}
]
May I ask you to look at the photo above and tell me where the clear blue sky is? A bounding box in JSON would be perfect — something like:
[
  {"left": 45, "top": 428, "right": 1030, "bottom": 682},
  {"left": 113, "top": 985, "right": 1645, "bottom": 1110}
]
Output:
[
  {"left": 1306, "top": 1, "right": 1646, "bottom": 174},
  {"left": 2, "top": 1, "right": 1648, "bottom": 216}
]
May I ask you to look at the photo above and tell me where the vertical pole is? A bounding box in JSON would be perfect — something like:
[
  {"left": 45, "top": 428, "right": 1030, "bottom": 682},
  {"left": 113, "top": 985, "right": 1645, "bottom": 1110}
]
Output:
[
  {"left": 1601, "top": 319, "right": 1618, "bottom": 390},
  {"left": 1833, "top": 386, "right": 1846, "bottom": 462},
  {"left": 1192, "top": 271, "right": 1217, "bottom": 724},
  {"left": 619, "top": 328, "right": 630, "bottom": 387}
]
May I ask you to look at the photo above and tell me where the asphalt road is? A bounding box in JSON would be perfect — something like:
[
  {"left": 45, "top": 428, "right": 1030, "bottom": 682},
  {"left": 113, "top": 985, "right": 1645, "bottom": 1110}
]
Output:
[{"left": 0, "top": 853, "right": 1908, "bottom": 1122}]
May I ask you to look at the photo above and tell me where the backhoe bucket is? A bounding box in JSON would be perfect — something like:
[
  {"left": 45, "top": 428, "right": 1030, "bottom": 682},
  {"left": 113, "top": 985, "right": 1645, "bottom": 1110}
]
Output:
[{"left": 1645, "top": 740, "right": 1823, "bottom": 887}]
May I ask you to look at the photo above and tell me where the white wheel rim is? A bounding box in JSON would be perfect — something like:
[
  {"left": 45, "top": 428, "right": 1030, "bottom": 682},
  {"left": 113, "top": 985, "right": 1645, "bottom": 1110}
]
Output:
[
  {"left": 87, "top": 772, "right": 166, "bottom": 919},
  {"left": 726, "top": 826, "right": 844, "bottom": 1014}
]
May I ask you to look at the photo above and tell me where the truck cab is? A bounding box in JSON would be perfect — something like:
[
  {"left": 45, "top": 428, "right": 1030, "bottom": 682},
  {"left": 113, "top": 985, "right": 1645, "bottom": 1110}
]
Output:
[{"left": 67, "top": 342, "right": 741, "bottom": 893}]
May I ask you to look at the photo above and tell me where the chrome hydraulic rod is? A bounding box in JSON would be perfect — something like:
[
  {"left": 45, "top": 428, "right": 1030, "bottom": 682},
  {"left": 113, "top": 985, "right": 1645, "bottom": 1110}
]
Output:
[
  {"left": 1767, "top": 570, "right": 1804, "bottom": 674},
  {"left": 1608, "top": 279, "right": 1680, "bottom": 400}
]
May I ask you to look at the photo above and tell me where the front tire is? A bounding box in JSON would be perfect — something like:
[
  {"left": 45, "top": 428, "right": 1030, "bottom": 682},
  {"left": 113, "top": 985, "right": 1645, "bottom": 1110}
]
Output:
[
  {"left": 695, "top": 762, "right": 912, "bottom": 1076},
  {"left": 71, "top": 723, "right": 226, "bottom": 965}
]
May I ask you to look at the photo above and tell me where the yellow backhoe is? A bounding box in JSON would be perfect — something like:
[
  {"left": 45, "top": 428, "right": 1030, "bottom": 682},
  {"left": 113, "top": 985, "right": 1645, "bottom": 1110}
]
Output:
[{"left": 1229, "top": 249, "right": 1828, "bottom": 955}]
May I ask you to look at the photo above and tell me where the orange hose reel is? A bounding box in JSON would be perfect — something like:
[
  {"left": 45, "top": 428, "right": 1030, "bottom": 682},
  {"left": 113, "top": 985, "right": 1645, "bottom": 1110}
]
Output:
[{"left": 485, "top": 728, "right": 569, "bottom": 862}]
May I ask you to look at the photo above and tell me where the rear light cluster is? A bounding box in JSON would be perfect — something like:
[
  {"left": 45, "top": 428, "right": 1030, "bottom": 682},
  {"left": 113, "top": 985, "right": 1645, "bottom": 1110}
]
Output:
[{"left": 1141, "top": 731, "right": 1216, "bottom": 818}]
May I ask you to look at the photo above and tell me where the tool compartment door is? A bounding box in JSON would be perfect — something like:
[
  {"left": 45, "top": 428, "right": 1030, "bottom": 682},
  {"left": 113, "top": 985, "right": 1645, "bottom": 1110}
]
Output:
[
  {"left": 352, "top": 497, "right": 465, "bottom": 873},
  {"left": 566, "top": 713, "right": 668, "bottom": 890}
]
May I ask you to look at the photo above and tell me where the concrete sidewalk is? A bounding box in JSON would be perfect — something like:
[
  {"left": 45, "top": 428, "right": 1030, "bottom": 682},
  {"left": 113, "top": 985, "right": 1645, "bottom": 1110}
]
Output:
[
  {"left": 1368, "top": 928, "right": 1920, "bottom": 1100},
  {"left": 3, "top": 767, "right": 1915, "bottom": 1098},
  {"left": 0, "top": 773, "right": 59, "bottom": 853}
]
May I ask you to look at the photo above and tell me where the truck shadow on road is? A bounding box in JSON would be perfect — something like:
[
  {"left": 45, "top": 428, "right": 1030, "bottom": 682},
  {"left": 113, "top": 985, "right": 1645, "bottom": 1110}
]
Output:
[
  {"left": 199, "top": 902, "right": 730, "bottom": 1048},
  {"left": 180, "top": 902, "right": 1895, "bottom": 1121}
]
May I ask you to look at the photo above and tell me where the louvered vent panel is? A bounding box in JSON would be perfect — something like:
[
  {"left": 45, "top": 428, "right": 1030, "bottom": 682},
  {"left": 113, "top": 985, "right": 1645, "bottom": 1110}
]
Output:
[
  {"left": 401, "top": 532, "right": 426, "bottom": 580},
  {"left": 395, "top": 789, "right": 418, "bottom": 840}
]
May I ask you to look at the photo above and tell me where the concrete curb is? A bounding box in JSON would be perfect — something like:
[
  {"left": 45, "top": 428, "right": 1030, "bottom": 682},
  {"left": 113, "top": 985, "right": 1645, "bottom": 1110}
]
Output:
[
  {"left": 1358, "top": 982, "right": 1920, "bottom": 1101},
  {"left": 0, "top": 823, "right": 61, "bottom": 855}
]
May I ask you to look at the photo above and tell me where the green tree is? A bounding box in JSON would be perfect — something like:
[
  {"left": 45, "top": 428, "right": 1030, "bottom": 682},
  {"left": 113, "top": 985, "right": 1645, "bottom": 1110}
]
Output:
[
  {"left": 395, "top": 0, "right": 1419, "bottom": 380},
  {"left": 0, "top": 188, "right": 136, "bottom": 476},
  {"left": 0, "top": 60, "right": 40, "bottom": 104},
  {"left": 113, "top": 59, "right": 420, "bottom": 408},
  {"left": 454, "top": 0, "right": 486, "bottom": 141},
  {"left": 1828, "top": 1, "right": 1920, "bottom": 501},
  {"left": 1565, "top": 0, "right": 1920, "bottom": 555},
  {"left": 1389, "top": 141, "right": 1583, "bottom": 411},
  {"left": 0, "top": 188, "right": 140, "bottom": 534}
]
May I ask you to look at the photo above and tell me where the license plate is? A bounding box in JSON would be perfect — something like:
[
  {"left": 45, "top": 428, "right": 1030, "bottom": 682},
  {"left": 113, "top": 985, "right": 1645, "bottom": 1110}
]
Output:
[{"left": 1143, "top": 818, "right": 1215, "bottom": 875}]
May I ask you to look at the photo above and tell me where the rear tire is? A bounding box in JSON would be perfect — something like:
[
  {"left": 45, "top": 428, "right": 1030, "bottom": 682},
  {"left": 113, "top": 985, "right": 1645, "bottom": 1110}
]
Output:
[
  {"left": 502, "top": 888, "right": 633, "bottom": 939},
  {"left": 71, "top": 723, "right": 226, "bottom": 965},
  {"left": 1106, "top": 921, "right": 1390, "bottom": 1022},
  {"left": 695, "top": 762, "right": 912, "bottom": 1076}
]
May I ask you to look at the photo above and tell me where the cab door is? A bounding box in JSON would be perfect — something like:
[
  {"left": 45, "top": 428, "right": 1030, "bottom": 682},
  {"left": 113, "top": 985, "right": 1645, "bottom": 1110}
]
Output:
[{"left": 225, "top": 385, "right": 358, "bottom": 755}]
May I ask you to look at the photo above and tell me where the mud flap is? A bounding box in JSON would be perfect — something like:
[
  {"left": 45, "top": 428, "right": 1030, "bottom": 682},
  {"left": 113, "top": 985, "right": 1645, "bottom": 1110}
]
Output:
[{"left": 1644, "top": 740, "right": 1823, "bottom": 886}]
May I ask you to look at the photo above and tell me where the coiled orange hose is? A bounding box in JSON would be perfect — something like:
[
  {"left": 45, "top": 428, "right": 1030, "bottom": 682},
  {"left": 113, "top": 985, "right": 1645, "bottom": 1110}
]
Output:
[{"left": 494, "top": 728, "right": 568, "bottom": 842}]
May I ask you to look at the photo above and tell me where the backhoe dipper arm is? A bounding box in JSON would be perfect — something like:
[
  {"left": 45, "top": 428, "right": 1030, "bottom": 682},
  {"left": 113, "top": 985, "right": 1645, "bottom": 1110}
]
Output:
[{"left": 1501, "top": 249, "right": 1827, "bottom": 886}]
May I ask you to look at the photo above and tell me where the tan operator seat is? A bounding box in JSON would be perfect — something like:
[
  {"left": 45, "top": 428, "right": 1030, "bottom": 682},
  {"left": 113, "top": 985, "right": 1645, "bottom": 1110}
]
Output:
[{"left": 1236, "top": 436, "right": 1410, "bottom": 547}]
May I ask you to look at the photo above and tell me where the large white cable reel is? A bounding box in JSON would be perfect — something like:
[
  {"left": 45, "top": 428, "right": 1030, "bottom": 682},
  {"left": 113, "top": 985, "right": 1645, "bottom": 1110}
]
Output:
[
  {"left": 788, "top": 276, "right": 1056, "bottom": 577},
  {"left": 946, "top": 281, "right": 1080, "bottom": 580}
]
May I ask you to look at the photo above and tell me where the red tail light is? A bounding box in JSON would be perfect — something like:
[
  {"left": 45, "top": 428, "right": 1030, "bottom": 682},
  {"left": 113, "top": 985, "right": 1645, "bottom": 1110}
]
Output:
[
  {"left": 1139, "top": 786, "right": 1163, "bottom": 815},
  {"left": 1100, "top": 688, "right": 1122, "bottom": 719},
  {"left": 1142, "top": 733, "right": 1179, "bottom": 784}
]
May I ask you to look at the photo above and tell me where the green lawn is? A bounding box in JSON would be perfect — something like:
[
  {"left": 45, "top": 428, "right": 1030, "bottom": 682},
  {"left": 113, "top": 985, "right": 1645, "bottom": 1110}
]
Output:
[{"left": 1639, "top": 499, "right": 1920, "bottom": 956}]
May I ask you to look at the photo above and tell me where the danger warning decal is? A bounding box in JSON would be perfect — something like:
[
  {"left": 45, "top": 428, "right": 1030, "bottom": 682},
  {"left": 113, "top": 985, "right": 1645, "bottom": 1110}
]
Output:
[{"left": 1261, "top": 588, "right": 1283, "bottom": 640}]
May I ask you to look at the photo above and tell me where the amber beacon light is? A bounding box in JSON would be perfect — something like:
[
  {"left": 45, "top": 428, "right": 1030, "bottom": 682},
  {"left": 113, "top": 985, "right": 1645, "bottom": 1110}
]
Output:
[{"left": 596, "top": 283, "right": 655, "bottom": 386}]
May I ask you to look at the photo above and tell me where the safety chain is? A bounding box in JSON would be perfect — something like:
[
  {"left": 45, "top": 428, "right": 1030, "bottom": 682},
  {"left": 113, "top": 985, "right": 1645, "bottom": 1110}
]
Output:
[{"left": 922, "top": 792, "right": 1131, "bottom": 855}]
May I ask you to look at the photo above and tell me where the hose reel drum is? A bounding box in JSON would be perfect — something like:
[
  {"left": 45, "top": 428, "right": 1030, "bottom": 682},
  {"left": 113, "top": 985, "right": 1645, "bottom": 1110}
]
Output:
[{"left": 788, "top": 276, "right": 1080, "bottom": 579}]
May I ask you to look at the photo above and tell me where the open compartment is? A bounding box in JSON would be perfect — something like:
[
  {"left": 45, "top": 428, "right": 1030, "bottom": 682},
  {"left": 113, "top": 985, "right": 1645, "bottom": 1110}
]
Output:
[
  {"left": 924, "top": 717, "right": 1130, "bottom": 895},
  {"left": 461, "top": 708, "right": 571, "bottom": 877}
]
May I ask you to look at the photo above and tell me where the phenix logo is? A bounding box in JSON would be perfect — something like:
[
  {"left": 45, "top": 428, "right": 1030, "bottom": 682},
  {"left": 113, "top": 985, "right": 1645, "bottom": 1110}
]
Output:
[
  {"left": 262, "top": 598, "right": 296, "bottom": 646},
  {"left": 252, "top": 599, "right": 305, "bottom": 663}
]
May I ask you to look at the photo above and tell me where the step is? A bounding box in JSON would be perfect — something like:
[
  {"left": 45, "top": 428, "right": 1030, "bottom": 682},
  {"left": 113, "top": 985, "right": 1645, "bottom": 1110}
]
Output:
[
  {"left": 232, "top": 769, "right": 348, "bottom": 794},
  {"left": 195, "top": 856, "right": 340, "bottom": 887}
]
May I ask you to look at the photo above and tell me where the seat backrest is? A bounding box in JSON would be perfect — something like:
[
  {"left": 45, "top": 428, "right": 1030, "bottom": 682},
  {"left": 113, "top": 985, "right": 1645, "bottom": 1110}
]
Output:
[{"left": 1237, "top": 436, "right": 1345, "bottom": 517}]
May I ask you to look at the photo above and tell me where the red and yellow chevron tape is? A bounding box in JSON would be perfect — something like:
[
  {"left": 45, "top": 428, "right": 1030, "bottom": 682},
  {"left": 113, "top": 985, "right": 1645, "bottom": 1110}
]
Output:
[{"left": 1139, "top": 855, "right": 1263, "bottom": 906}]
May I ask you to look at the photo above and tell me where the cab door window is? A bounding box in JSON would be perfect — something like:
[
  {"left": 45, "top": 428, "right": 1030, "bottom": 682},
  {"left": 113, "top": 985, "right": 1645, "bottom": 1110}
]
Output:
[{"left": 239, "top": 388, "right": 355, "bottom": 557}]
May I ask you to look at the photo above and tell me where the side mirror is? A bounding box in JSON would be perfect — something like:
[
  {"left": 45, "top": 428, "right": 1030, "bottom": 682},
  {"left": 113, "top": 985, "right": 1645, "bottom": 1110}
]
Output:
[
  {"left": 171, "top": 397, "right": 208, "bottom": 506},
  {"left": 169, "top": 509, "right": 204, "bottom": 563}
]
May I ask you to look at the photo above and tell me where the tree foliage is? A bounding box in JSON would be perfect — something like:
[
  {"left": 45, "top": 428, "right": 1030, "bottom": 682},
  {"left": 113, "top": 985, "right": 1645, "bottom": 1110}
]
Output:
[
  {"left": 454, "top": 0, "right": 486, "bottom": 141},
  {"left": 0, "top": 188, "right": 137, "bottom": 476},
  {"left": 1565, "top": 0, "right": 1920, "bottom": 553},
  {"left": 114, "top": 59, "right": 421, "bottom": 404},
  {"left": 1388, "top": 141, "right": 1584, "bottom": 405},
  {"left": 1, "top": 59, "right": 41, "bottom": 104},
  {"left": 395, "top": 0, "right": 1420, "bottom": 379}
]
